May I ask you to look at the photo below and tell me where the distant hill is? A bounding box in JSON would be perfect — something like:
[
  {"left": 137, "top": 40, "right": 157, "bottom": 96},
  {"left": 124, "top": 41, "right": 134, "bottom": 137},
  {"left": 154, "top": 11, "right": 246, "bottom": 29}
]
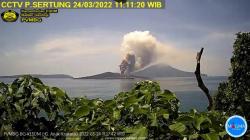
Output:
[
  {"left": 0, "top": 74, "right": 73, "bottom": 79},
  {"left": 77, "top": 72, "right": 145, "bottom": 79},
  {"left": 132, "top": 63, "right": 206, "bottom": 78}
]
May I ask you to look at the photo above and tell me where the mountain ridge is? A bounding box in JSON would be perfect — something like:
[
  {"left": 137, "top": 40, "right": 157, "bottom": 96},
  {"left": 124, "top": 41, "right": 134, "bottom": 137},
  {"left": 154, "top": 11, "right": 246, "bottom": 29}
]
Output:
[
  {"left": 77, "top": 63, "right": 206, "bottom": 79},
  {"left": 76, "top": 72, "right": 145, "bottom": 79},
  {"left": 132, "top": 63, "right": 206, "bottom": 78},
  {"left": 0, "top": 74, "right": 73, "bottom": 79}
]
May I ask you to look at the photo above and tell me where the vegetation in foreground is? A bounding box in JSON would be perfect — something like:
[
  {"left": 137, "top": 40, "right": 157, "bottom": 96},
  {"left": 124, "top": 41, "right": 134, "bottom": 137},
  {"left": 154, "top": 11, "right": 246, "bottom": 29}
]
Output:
[
  {"left": 0, "top": 76, "right": 228, "bottom": 140},
  {"left": 0, "top": 32, "right": 249, "bottom": 140}
]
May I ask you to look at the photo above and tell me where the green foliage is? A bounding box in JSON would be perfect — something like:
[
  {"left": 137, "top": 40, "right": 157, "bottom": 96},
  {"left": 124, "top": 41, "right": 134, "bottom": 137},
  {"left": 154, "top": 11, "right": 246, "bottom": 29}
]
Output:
[
  {"left": 169, "top": 109, "right": 228, "bottom": 140},
  {"left": 0, "top": 75, "right": 72, "bottom": 138},
  {"left": 60, "top": 80, "right": 180, "bottom": 139},
  {"left": 0, "top": 76, "right": 229, "bottom": 139},
  {"left": 214, "top": 32, "right": 250, "bottom": 139},
  {"left": 214, "top": 82, "right": 236, "bottom": 112},
  {"left": 215, "top": 32, "right": 250, "bottom": 118}
]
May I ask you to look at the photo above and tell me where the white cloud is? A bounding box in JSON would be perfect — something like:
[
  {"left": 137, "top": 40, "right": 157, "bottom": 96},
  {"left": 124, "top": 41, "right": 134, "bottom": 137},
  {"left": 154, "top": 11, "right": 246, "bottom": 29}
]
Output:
[
  {"left": 0, "top": 29, "right": 122, "bottom": 77},
  {"left": 35, "top": 31, "right": 120, "bottom": 57}
]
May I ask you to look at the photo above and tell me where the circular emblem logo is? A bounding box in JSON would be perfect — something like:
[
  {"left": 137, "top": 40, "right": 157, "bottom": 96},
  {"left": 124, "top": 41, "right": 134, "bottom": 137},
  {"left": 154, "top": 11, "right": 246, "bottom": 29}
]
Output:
[
  {"left": 1, "top": 10, "right": 19, "bottom": 22},
  {"left": 225, "top": 115, "right": 247, "bottom": 138}
]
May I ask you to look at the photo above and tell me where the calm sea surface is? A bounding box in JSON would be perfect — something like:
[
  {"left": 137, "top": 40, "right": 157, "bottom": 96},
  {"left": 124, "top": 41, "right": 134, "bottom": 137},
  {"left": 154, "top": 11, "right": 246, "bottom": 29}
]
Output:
[{"left": 0, "top": 76, "right": 227, "bottom": 112}]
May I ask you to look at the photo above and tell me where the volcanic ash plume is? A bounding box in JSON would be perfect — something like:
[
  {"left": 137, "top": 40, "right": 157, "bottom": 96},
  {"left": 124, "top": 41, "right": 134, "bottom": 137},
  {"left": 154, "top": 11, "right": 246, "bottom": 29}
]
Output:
[
  {"left": 120, "top": 53, "right": 136, "bottom": 75},
  {"left": 120, "top": 31, "right": 160, "bottom": 75}
]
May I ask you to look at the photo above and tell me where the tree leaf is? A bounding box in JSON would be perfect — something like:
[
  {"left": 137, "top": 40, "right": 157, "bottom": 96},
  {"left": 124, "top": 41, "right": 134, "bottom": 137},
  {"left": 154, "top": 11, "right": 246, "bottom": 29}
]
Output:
[
  {"left": 51, "top": 87, "right": 66, "bottom": 97},
  {"left": 169, "top": 122, "right": 186, "bottom": 134},
  {"left": 194, "top": 116, "right": 211, "bottom": 131},
  {"left": 125, "top": 125, "right": 148, "bottom": 139},
  {"left": 163, "top": 113, "right": 169, "bottom": 120},
  {"left": 150, "top": 113, "right": 158, "bottom": 126},
  {"left": 113, "top": 110, "right": 120, "bottom": 120},
  {"left": 74, "top": 106, "right": 90, "bottom": 117}
]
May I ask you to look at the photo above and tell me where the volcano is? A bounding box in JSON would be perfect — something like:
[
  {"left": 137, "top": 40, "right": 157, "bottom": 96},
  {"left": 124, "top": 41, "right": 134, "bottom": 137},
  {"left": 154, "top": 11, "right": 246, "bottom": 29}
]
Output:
[
  {"left": 132, "top": 63, "right": 206, "bottom": 78},
  {"left": 78, "top": 63, "right": 206, "bottom": 79}
]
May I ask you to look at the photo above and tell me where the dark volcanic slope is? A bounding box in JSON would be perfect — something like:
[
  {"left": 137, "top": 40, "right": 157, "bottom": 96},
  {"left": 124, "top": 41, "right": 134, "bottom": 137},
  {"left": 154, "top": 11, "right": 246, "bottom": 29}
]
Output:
[
  {"left": 132, "top": 63, "right": 205, "bottom": 77},
  {"left": 77, "top": 72, "right": 144, "bottom": 79},
  {"left": 78, "top": 72, "right": 123, "bottom": 79},
  {"left": 77, "top": 63, "right": 207, "bottom": 79}
]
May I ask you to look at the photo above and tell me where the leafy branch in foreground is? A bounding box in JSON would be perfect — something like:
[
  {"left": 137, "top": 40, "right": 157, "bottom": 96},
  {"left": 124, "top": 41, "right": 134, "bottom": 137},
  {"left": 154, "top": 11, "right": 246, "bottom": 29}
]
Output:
[
  {"left": 0, "top": 76, "right": 72, "bottom": 138},
  {"left": 0, "top": 76, "right": 228, "bottom": 140}
]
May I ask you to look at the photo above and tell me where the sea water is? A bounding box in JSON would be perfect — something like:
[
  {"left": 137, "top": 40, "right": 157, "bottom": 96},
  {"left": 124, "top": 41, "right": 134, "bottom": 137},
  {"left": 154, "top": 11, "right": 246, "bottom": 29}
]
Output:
[{"left": 0, "top": 76, "right": 227, "bottom": 112}]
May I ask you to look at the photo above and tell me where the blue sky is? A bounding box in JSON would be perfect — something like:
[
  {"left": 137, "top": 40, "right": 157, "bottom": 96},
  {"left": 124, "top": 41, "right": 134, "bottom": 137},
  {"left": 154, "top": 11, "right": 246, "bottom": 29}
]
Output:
[{"left": 0, "top": 0, "right": 250, "bottom": 77}]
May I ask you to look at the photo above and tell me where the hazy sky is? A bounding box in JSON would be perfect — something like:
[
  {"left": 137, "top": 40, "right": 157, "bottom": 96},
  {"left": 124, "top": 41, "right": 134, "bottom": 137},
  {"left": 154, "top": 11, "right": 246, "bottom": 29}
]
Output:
[{"left": 0, "top": 0, "right": 250, "bottom": 77}]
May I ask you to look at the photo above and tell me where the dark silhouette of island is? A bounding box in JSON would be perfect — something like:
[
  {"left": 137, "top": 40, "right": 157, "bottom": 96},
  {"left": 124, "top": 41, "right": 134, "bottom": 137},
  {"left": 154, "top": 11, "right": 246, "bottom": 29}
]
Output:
[
  {"left": 77, "top": 63, "right": 206, "bottom": 79},
  {"left": 0, "top": 74, "right": 73, "bottom": 79},
  {"left": 76, "top": 72, "right": 145, "bottom": 79}
]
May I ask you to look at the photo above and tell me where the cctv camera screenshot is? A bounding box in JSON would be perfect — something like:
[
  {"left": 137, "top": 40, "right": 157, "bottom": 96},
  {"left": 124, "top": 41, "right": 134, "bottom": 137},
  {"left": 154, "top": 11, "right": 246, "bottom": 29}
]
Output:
[{"left": 0, "top": 0, "right": 249, "bottom": 139}]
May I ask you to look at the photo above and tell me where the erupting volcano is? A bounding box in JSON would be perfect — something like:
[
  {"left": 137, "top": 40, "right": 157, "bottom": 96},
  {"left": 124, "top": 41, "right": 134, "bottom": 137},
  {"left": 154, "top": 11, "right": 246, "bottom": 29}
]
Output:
[
  {"left": 119, "top": 31, "right": 160, "bottom": 76},
  {"left": 119, "top": 53, "right": 136, "bottom": 75}
]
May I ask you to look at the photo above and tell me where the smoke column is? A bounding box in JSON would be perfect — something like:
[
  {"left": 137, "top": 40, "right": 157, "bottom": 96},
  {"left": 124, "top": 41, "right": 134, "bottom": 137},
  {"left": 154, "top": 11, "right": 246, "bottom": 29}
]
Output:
[{"left": 120, "top": 31, "right": 161, "bottom": 75}]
